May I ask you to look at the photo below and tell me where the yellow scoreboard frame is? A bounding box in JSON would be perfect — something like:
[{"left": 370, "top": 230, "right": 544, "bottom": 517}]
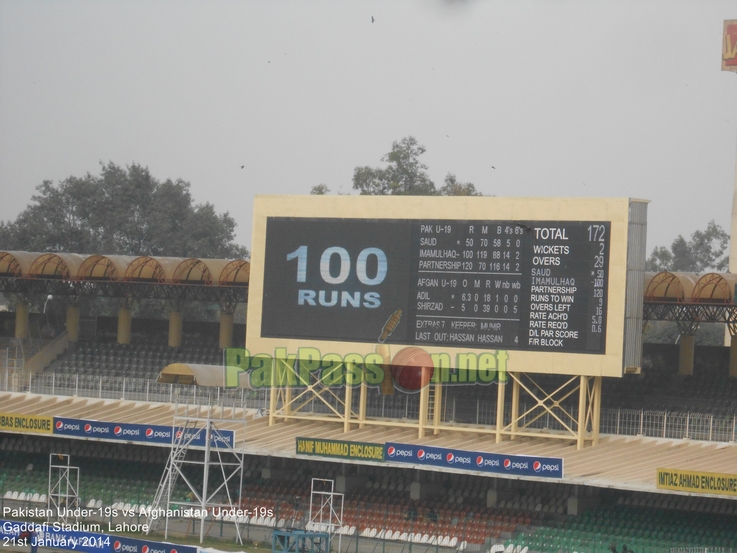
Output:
[{"left": 246, "top": 195, "right": 647, "bottom": 378}]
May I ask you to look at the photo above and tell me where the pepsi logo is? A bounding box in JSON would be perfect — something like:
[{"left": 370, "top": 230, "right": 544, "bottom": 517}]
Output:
[
  {"left": 446, "top": 453, "right": 454, "bottom": 463},
  {"left": 146, "top": 428, "right": 154, "bottom": 438},
  {"left": 84, "top": 424, "right": 92, "bottom": 434},
  {"left": 114, "top": 426, "right": 123, "bottom": 436},
  {"left": 142, "top": 546, "right": 149, "bottom": 553},
  {"left": 113, "top": 541, "right": 122, "bottom": 553},
  {"left": 503, "top": 459, "right": 511, "bottom": 470},
  {"left": 417, "top": 449, "right": 426, "bottom": 460},
  {"left": 170, "top": 549, "right": 177, "bottom": 553},
  {"left": 387, "top": 446, "right": 396, "bottom": 457},
  {"left": 175, "top": 430, "right": 183, "bottom": 439},
  {"left": 533, "top": 461, "right": 542, "bottom": 472},
  {"left": 476, "top": 456, "right": 484, "bottom": 467},
  {"left": 55, "top": 421, "right": 63, "bottom": 431}
]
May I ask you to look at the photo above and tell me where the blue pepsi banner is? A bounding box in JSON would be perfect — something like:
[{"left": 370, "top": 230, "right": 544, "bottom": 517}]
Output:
[
  {"left": 384, "top": 442, "right": 563, "bottom": 479},
  {"left": 53, "top": 417, "right": 234, "bottom": 449},
  {"left": 111, "top": 535, "right": 197, "bottom": 553},
  {"left": 0, "top": 519, "right": 110, "bottom": 553}
]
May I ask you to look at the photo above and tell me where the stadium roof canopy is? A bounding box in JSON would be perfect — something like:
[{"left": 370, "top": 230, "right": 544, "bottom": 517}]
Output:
[
  {"left": 0, "top": 251, "right": 249, "bottom": 302},
  {"left": 0, "top": 251, "right": 249, "bottom": 284},
  {"left": 1, "top": 391, "right": 736, "bottom": 499}
]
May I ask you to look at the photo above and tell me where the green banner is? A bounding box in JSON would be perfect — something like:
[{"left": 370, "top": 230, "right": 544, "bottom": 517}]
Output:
[{"left": 296, "top": 437, "right": 384, "bottom": 462}]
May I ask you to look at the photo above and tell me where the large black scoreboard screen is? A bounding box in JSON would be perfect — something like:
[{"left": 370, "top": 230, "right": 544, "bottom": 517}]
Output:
[{"left": 261, "top": 217, "right": 610, "bottom": 354}]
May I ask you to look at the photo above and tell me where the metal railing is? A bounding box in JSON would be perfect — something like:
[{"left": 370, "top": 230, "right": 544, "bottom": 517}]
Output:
[
  {"left": 2, "top": 371, "right": 270, "bottom": 411},
  {"left": 2, "top": 371, "right": 736, "bottom": 443},
  {"left": 0, "top": 344, "right": 24, "bottom": 372}
]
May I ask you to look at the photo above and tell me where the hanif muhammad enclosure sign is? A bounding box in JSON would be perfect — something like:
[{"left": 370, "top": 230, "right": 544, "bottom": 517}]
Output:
[{"left": 246, "top": 196, "right": 647, "bottom": 378}]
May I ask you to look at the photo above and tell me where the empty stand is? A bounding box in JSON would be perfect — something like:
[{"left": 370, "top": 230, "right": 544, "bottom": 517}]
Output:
[
  {"left": 0, "top": 436, "right": 736, "bottom": 552},
  {"left": 46, "top": 340, "right": 222, "bottom": 380}
]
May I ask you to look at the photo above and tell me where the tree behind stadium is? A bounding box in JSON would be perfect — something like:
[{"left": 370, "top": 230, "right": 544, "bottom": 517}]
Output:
[
  {"left": 311, "top": 136, "right": 484, "bottom": 196},
  {"left": 0, "top": 162, "right": 248, "bottom": 259}
]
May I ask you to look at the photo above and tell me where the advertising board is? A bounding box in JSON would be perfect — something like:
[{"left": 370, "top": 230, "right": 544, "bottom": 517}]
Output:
[
  {"left": 657, "top": 468, "right": 737, "bottom": 497},
  {"left": 52, "top": 417, "right": 234, "bottom": 448},
  {"left": 384, "top": 442, "right": 563, "bottom": 479},
  {"left": 295, "top": 437, "right": 385, "bottom": 462},
  {"left": 0, "top": 412, "right": 53, "bottom": 434}
]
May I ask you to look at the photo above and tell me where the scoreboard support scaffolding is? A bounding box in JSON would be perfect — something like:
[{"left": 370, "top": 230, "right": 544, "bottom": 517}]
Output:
[
  {"left": 267, "top": 363, "right": 603, "bottom": 450},
  {"left": 494, "top": 372, "right": 602, "bottom": 449}
]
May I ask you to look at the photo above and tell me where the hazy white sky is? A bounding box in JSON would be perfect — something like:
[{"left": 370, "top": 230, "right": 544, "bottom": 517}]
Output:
[{"left": 1, "top": 0, "right": 736, "bottom": 255}]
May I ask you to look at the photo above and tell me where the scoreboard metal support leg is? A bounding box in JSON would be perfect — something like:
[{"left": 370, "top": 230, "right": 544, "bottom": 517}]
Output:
[
  {"left": 343, "top": 378, "right": 353, "bottom": 433},
  {"left": 418, "top": 378, "right": 429, "bottom": 439},
  {"left": 285, "top": 384, "right": 293, "bottom": 417},
  {"left": 576, "top": 376, "right": 588, "bottom": 450},
  {"left": 510, "top": 378, "right": 520, "bottom": 440},
  {"left": 592, "top": 376, "right": 602, "bottom": 445},
  {"left": 269, "top": 363, "right": 278, "bottom": 426},
  {"left": 432, "top": 382, "right": 443, "bottom": 435},
  {"left": 495, "top": 381, "right": 506, "bottom": 443},
  {"left": 358, "top": 379, "right": 368, "bottom": 429}
]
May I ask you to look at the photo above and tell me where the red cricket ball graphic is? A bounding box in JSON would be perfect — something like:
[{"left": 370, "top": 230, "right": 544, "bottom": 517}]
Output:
[{"left": 390, "top": 347, "right": 434, "bottom": 391}]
